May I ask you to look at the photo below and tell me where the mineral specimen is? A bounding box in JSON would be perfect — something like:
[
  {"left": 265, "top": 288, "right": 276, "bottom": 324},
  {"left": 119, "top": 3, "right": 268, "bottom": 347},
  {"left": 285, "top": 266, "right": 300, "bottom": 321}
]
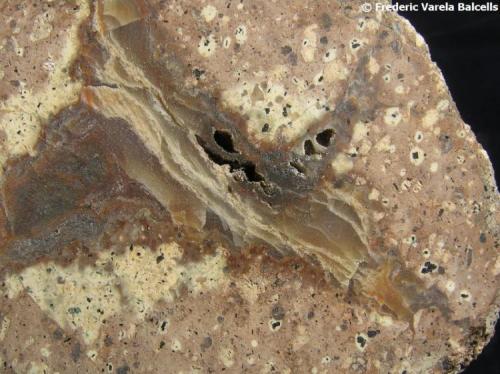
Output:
[{"left": 0, "top": 0, "right": 498, "bottom": 373}]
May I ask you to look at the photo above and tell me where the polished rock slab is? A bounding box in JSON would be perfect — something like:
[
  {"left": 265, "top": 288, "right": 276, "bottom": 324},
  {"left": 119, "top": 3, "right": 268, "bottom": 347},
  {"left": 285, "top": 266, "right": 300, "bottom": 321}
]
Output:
[{"left": 0, "top": 1, "right": 499, "bottom": 373}]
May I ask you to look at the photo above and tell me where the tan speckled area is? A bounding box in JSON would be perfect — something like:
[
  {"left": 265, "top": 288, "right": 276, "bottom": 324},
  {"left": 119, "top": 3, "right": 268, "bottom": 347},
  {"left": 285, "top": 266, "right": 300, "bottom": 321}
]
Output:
[{"left": 0, "top": 1, "right": 499, "bottom": 373}]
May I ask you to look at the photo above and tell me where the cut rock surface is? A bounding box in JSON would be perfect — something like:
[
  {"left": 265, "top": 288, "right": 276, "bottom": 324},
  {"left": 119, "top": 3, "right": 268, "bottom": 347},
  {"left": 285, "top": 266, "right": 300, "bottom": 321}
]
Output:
[{"left": 0, "top": 0, "right": 498, "bottom": 373}]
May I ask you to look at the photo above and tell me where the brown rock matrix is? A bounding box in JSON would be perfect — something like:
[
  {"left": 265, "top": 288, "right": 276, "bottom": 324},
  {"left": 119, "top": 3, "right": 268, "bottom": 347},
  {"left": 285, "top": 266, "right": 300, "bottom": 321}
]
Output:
[{"left": 0, "top": 1, "right": 498, "bottom": 373}]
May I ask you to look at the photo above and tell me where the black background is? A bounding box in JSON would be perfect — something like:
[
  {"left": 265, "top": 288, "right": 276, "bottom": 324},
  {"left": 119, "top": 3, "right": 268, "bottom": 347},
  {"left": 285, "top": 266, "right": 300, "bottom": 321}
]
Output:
[{"left": 398, "top": 1, "right": 499, "bottom": 372}]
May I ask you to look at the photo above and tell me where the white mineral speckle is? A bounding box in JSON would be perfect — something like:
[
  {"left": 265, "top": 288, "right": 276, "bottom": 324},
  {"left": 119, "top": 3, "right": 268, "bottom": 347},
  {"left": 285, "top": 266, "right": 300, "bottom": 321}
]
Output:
[
  {"left": 460, "top": 290, "right": 471, "bottom": 301},
  {"left": 410, "top": 146, "right": 425, "bottom": 166},
  {"left": 323, "top": 48, "right": 337, "bottom": 62},
  {"left": 301, "top": 25, "right": 318, "bottom": 62},
  {"left": 437, "top": 99, "right": 450, "bottom": 111},
  {"left": 384, "top": 107, "right": 402, "bottom": 126},
  {"left": 414, "top": 131, "right": 423, "bottom": 142},
  {"left": 355, "top": 333, "right": 368, "bottom": 352},
  {"left": 422, "top": 109, "right": 439, "bottom": 128},
  {"left": 171, "top": 338, "right": 182, "bottom": 352},
  {"left": 368, "top": 57, "right": 379, "bottom": 74},
  {"left": 219, "top": 347, "right": 235, "bottom": 367},
  {"left": 446, "top": 280, "right": 456, "bottom": 293},
  {"left": 40, "top": 347, "right": 51, "bottom": 358},
  {"left": 269, "top": 318, "right": 283, "bottom": 332},
  {"left": 368, "top": 189, "right": 380, "bottom": 201},
  {"left": 331, "top": 153, "right": 354, "bottom": 175},
  {"left": 198, "top": 34, "right": 217, "bottom": 57},
  {"left": 324, "top": 60, "right": 348, "bottom": 82},
  {"left": 201, "top": 5, "right": 217, "bottom": 22},
  {"left": 313, "top": 71, "right": 324, "bottom": 85},
  {"left": 235, "top": 25, "right": 248, "bottom": 44},
  {"left": 0, "top": 316, "right": 10, "bottom": 341},
  {"left": 87, "top": 350, "right": 98, "bottom": 361}
]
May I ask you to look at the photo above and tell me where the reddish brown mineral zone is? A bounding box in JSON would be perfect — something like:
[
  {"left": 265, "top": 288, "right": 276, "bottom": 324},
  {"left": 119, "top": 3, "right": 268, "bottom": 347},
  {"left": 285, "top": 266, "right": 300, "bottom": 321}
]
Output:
[{"left": 0, "top": 1, "right": 499, "bottom": 373}]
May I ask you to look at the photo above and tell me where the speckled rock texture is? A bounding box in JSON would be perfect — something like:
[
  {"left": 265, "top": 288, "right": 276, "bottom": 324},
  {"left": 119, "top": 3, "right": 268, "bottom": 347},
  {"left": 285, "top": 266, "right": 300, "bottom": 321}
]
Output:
[{"left": 0, "top": 0, "right": 499, "bottom": 373}]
